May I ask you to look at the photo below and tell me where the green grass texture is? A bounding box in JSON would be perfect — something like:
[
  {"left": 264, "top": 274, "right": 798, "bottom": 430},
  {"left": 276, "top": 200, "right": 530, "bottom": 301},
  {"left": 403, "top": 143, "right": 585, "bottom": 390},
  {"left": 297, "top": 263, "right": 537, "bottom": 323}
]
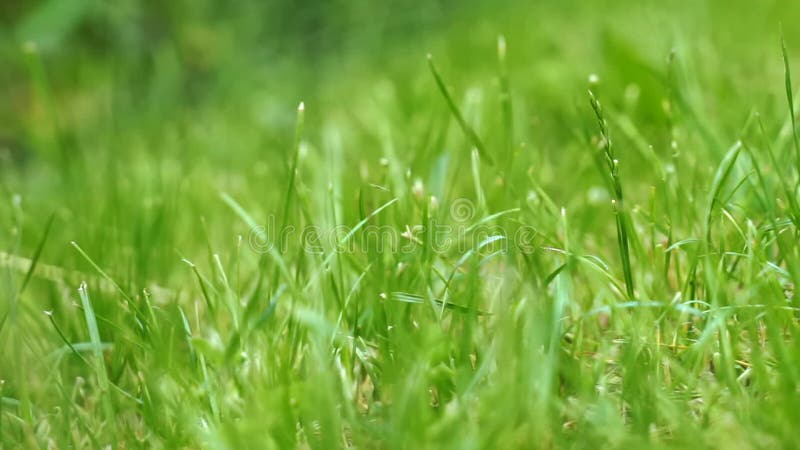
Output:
[{"left": 3, "top": 0, "right": 800, "bottom": 448}]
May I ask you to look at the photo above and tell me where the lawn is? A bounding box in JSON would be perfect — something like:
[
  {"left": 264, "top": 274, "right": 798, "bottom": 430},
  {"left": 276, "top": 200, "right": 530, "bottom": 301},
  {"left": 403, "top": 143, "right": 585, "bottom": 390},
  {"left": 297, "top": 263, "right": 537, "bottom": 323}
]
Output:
[{"left": 3, "top": 0, "right": 800, "bottom": 448}]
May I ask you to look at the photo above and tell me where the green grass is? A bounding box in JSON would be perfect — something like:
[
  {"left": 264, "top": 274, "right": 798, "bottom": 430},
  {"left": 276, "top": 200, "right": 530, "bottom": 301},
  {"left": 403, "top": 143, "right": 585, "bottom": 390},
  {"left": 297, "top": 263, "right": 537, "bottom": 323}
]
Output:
[{"left": 4, "top": 0, "right": 800, "bottom": 448}]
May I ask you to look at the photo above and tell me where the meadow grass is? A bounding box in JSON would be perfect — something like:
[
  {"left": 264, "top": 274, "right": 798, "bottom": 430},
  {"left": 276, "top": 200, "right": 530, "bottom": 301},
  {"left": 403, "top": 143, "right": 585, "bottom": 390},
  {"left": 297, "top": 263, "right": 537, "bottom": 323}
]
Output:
[{"left": 3, "top": 0, "right": 800, "bottom": 448}]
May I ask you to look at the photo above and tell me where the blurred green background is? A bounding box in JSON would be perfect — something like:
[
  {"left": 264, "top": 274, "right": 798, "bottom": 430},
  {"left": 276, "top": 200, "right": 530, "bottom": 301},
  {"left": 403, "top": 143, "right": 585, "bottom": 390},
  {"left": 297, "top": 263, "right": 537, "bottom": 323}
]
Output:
[{"left": 4, "top": 0, "right": 800, "bottom": 266}]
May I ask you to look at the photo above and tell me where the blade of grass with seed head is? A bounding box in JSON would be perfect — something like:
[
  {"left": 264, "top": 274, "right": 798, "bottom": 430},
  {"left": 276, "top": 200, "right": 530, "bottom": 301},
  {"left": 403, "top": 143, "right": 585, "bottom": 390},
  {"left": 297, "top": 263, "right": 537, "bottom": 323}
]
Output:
[{"left": 588, "top": 90, "right": 635, "bottom": 299}]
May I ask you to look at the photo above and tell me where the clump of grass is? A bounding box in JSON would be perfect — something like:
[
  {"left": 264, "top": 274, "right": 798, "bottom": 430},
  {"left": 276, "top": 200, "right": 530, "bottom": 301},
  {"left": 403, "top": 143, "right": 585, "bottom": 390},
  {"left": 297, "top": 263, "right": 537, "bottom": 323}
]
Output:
[{"left": 5, "top": 2, "right": 800, "bottom": 448}]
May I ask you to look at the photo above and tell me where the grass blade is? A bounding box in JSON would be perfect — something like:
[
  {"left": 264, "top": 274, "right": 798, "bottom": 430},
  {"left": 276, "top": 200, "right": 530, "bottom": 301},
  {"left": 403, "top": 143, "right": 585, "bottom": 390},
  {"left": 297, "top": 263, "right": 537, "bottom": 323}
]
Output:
[
  {"left": 428, "top": 54, "right": 495, "bottom": 166},
  {"left": 18, "top": 213, "right": 55, "bottom": 295},
  {"left": 77, "top": 282, "right": 116, "bottom": 440},
  {"left": 781, "top": 31, "right": 800, "bottom": 176},
  {"left": 704, "top": 140, "right": 743, "bottom": 243}
]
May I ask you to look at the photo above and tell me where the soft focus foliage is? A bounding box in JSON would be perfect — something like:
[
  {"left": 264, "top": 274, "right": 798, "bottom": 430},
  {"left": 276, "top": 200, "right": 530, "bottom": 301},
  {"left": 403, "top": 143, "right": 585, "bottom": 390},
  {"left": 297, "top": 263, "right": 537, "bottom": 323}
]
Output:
[{"left": 3, "top": 0, "right": 800, "bottom": 448}]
